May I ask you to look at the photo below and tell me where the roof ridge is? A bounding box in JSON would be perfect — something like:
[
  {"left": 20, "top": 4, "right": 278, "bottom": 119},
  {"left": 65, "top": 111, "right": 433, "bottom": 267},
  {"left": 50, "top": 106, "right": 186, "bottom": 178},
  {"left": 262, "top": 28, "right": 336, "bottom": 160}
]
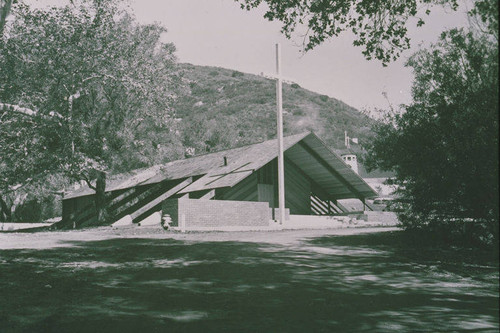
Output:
[
  {"left": 173, "top": 131, "right": 311, "bottom": 163},
  {"left": 64, "top": 132, "right": 311, "bottom": 198}
]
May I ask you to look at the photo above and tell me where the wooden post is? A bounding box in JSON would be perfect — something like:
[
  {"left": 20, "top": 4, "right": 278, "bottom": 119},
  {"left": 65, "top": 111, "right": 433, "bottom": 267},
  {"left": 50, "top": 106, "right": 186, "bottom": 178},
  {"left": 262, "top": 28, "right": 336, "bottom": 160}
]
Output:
[
  {"left": 95, "top": 171, "right": 108, "bottom": 225},
  {"left": 275, "top": 43, "right": 286, "bottom": 225}
]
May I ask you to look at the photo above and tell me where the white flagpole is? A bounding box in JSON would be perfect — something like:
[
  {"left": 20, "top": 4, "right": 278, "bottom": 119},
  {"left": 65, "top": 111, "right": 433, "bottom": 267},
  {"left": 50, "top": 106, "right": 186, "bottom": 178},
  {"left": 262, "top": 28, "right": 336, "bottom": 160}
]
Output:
[{"left": 275, "top": 43, "right": 285, "bottom": 225}]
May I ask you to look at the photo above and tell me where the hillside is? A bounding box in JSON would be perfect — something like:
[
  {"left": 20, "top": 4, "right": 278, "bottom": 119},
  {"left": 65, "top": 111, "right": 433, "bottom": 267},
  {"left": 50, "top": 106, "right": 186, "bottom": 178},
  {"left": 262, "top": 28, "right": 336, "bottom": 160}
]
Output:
[
  {"left": 0, "top": 63, "right": 380, "bottom": 223},
  {"left": 174, "top": 64, "right": 375, "bottom": 155}
]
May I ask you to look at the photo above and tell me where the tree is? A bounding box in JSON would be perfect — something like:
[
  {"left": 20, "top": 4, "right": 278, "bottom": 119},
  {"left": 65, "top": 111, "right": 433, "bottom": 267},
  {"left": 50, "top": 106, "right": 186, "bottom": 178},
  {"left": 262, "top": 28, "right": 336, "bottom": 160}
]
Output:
[
  {"left": 365, "top": 27, "right": 498, "bottom": 246},
  {"left": 0, "top": 0, "right": 14, "bottom": 36},
  {"left": 235, "top": 0, "right": 498, "bottom": 65},
  {"left": 0, "top": 0, "right": 183, "bottom": 223}
]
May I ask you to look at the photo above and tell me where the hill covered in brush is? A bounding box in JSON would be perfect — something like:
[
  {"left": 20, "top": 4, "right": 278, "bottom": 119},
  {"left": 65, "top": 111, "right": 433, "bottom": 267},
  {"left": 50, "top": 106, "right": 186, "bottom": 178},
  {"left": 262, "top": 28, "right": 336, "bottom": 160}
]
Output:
[
  {"left": 0, "top": 2, "right": 378, "bottom": 223},
  {"left": 174, "top": 64, "right": 375, "bottom": 155},
  {"left": 1, "top": 63, "right": 380, "bottom": 222}
]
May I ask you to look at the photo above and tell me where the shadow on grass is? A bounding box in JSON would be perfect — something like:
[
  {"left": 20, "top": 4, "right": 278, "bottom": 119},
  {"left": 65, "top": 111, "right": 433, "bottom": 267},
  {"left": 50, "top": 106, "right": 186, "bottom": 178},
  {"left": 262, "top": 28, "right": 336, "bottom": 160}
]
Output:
[{"left": 0, "top": 231, "right": 498, "bottom": 333}]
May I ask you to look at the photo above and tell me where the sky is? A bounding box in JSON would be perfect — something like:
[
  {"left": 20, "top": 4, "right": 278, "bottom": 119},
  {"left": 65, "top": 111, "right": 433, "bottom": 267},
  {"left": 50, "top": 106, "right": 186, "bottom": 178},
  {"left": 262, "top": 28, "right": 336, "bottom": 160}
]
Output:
[
  {"left": 29, "top": 0, "right": 470, "bottom": 111},
  {"left": 129, "top": 0, "right": 471, "bottom": 111}
]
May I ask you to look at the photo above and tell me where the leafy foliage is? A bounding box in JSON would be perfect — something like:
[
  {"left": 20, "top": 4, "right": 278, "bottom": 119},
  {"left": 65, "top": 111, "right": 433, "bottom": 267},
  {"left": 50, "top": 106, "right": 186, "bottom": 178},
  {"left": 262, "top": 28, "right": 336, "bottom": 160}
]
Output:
[
  {"left": 237, "top": 0, "right": 464, "bottom": 64},
  {"left": 0, "top": 0, "right": 183, "bottom": 221},
  {"left": 366, "top": 28, "right": 498, "bottom": 246}
]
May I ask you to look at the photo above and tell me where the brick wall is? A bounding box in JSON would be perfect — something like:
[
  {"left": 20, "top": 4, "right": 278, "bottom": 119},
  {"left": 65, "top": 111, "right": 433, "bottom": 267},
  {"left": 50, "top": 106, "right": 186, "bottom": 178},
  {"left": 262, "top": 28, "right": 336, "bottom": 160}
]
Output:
[{"left": 163, "top": 198, "right": 271, "bottom": 228}]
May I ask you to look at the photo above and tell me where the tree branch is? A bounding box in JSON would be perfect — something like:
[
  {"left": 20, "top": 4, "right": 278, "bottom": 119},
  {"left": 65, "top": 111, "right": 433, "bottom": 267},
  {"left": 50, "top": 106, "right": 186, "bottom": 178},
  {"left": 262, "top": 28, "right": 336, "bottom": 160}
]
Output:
[
  {"left": 80, "top": 173, "right": 97, "bottom": 191},
  {"left": 0, "top": 102, "right": 65, "bottom": 120}
]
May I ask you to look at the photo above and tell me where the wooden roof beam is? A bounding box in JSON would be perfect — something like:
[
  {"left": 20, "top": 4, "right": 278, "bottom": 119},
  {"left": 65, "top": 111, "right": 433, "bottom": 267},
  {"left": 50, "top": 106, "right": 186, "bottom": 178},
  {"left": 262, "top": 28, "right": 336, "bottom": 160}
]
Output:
[
  {"left": 285, "top": 156, "right": 331, "bottom": 201},
  {"left": 130, "top": 177, "right": 193, "bottom": 221},
  {"left": 297, "top": 141, "right": 367, "bottom": 201}
]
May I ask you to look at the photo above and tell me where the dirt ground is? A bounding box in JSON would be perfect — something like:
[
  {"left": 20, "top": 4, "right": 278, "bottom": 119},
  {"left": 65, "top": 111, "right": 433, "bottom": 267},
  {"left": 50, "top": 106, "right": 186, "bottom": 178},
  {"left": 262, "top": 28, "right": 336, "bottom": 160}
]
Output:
[
  {"left": 0, "top": 226, "right": 399, "bottom": 250},
  {"left": 1, "top": 225, "right": 497, "bottom": 332}
]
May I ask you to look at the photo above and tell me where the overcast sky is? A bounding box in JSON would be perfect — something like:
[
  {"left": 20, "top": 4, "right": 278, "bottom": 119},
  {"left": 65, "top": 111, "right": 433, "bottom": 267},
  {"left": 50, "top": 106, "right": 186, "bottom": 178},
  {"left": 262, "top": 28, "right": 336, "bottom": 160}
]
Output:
[{"left": 30, "top": 0, "right": 470, "bottom": 111}]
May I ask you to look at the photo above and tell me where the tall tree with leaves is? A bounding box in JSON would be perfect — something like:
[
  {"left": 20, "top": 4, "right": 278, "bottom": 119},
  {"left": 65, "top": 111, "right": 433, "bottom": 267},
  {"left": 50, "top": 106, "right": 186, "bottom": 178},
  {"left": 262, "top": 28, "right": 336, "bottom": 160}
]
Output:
[
  {"left": 0, "top": 0, "right": 183, "bottom": 223},
  {"left": 366, "top": 23, "right": 498, "bottom": 245}
]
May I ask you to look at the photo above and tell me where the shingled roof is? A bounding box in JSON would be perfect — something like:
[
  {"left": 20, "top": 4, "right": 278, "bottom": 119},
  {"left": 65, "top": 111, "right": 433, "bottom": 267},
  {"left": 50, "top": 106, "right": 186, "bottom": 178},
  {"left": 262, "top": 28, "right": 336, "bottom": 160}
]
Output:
[{"left": 65, "top": 132, "right": 377, "bottom": 200}]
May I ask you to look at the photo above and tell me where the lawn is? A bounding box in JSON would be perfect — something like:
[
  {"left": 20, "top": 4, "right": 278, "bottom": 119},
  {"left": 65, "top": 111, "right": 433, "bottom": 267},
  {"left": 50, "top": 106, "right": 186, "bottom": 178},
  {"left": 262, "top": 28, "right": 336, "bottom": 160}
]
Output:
[{"left": 0, "top": 228, "right": 498, "bottom": 332}]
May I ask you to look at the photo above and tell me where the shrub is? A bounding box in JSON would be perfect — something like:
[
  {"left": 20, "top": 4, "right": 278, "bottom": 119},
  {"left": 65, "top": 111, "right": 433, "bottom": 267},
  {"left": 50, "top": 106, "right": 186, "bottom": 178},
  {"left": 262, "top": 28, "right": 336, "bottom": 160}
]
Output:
[{"left": 253, "top": 96, "right": 268, "bottom": 105}]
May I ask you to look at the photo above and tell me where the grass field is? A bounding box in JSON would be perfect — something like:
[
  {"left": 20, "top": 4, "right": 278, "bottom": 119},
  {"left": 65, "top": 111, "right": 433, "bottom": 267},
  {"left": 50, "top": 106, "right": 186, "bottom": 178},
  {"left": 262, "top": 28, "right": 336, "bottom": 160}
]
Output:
[{"left": 0, "top": 228, "right": 498, "bottom": 332}]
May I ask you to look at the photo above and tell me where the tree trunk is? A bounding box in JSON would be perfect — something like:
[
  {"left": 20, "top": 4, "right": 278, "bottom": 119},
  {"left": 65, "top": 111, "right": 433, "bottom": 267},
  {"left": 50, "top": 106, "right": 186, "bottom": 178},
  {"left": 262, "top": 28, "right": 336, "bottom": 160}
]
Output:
[
  {"left": 0, "top": 0, "right": 13, "bottom": 37},
  {"left": 95, "top": 171, "right": 109, "bottom": 225},
  {"left": 0, "top": 195, "right": 12, "bottom": 222}
]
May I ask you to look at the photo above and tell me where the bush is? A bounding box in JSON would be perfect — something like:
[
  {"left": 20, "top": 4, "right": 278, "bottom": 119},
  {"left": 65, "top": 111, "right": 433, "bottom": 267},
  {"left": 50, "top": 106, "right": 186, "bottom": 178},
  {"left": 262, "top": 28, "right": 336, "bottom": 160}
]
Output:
[
  {"left": 253, "top": 96, "right": 268, "bottom": 105},
  {"left": 319, "top": 95, "right": 329, "bottom": 102},
  {"left": 12, "top": 199, "right": 42, "bottom": 222},
  {"left": 291, "top": 83, "right": 300, "bottom": 88},
  {"left": 293, "top": 108, "right": 305, "bottom": 116},
  {"left": 397, "top": 207, "right": 497, "bottom": 249},
  {"left": 366, "top": 30, "right": 498, "bottom": 248},
  {"left": 231, "top": 71, "right": 244, "bottom": 78}
]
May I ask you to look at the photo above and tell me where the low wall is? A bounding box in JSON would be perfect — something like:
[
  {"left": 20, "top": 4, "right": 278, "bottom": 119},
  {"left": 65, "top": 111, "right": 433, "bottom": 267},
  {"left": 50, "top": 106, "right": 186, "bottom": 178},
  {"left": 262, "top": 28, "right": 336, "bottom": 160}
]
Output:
[
  {"left": 271, "top": 208, "right": 290, "bottom": 221},
  {"left": 287, "top": 214, "right": 400, "bottom": 229},
  {"left": 163, "top": 198, "right": 271, "bottom": 230},
  {"left": 287, "top": 215, "right": 346, "bottom": 229},
  {"left": 0, "top": 222, "right": 54, "bottom": 232},
  {"left": 353, "top": 211, "right": 399, "bottom": 225}
]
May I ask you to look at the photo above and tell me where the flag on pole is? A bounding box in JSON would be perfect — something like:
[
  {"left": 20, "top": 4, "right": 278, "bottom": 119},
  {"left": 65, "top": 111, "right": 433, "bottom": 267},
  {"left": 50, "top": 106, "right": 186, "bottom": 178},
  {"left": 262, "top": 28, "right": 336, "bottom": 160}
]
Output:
[{"left": 345, "top": 131, "right": 359, "bottom": 147}]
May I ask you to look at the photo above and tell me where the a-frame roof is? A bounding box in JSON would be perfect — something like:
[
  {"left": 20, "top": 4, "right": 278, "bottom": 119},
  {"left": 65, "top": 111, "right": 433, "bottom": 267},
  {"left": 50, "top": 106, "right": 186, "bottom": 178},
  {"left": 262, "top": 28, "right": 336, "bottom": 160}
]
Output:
[{"left": 65, "top": 132, "right": 377, "bottom": 200}]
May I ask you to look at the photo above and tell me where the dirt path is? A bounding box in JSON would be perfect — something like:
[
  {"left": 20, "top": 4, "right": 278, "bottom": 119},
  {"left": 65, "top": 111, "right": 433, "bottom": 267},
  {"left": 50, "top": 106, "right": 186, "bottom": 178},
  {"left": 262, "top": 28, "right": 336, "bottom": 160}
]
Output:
[{"left": 0, "top": 226, "right": 399, "bottom": 250}]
